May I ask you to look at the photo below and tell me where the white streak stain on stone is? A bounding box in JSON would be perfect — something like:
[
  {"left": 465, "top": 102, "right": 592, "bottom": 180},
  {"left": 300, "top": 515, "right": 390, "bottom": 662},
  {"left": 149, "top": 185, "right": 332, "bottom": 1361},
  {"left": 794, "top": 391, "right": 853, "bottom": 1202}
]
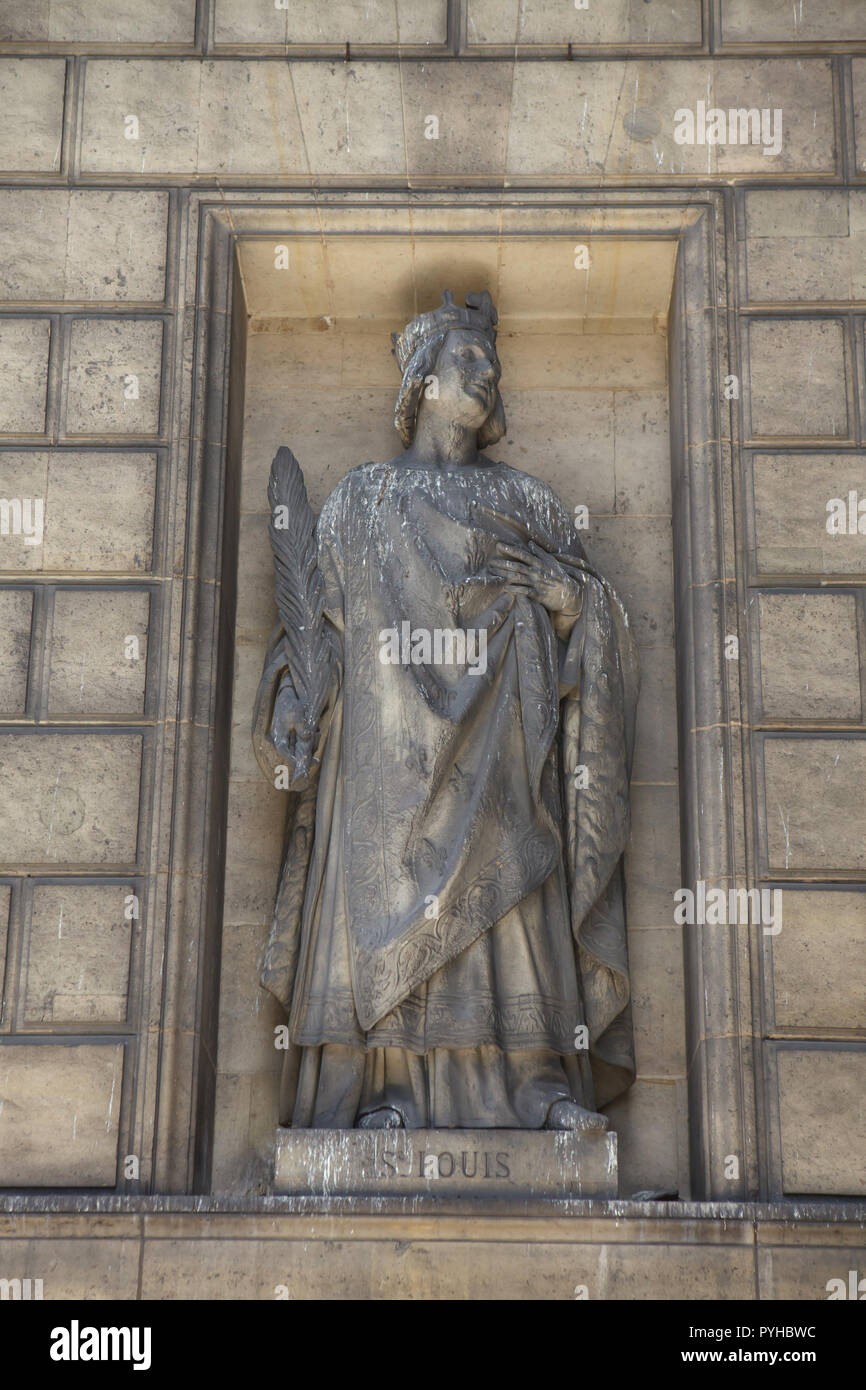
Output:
[
  {"left": 106, "top": 1068, "right": 117, "bottom": 1134},
  {"left": 778, "top": 804, "right": 791, "bottom": 869}
]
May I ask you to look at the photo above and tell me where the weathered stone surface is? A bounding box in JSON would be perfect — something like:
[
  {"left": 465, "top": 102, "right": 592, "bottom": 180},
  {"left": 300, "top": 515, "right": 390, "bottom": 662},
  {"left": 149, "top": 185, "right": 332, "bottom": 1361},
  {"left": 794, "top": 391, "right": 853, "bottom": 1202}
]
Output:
[
  {"left": 222, "top": 777, "right": 286, "bottom": 922},
  {"left": 764, "top": 738, "right": 866, "bottom": 872},
  {"left": 624, "top": 785, "right": 681, "bottom": 928},
  {"left": 628, "top": 928, "right": 687, "bottom": 1078},
  {"left": 0, "top": 588, "right": 32, "bottom": 714},
  {"left": 48, "top": 588, "right": 149, "bottom": 715},
  {"left": 748, "top": 320, "right": 849, "bottom": 439},
  {"left": 0, "top": 1195, "right": 861, "bottom": 1300},
  {"left": 24, "top": 883, "right": 134, "bottom": 1024},
  {"left": 81, "top": 59, "right": 203, "bottom": 173},
  {"left": 0, "top": 452, "right": 157, "bottom": 572},
  {"left": 757, "top": 592, "right": 862, "bottom": 720},
  {"left": 747, "top": 190, "right": 851, "bottom": 240},
  {"left": 605, "top": 1079, "right": 683, "bottom": 1198},
  {"left": 745, "top": 189, "right": 866, "bottom": 301},
  {"left": 723, "top": 0, "right": 866, "bottom": 43},
  {"left": 508, "top": 60, "right": 834, "bottom": 179},
  {"left": 752, "top": 453, "right": 866, "bottom": 575},
  {"left": 196, "top": 62, "right": 306, "bottom": 177},
  {"left": 0, "top": 0, "right": 196, "bottom": 43},
  {"left": 854, "top": 61, "right": 866, "bottom": 177},
  {"left": 0, "top": 59, "right": 65, "bottom": 172},
  {"left": 0, "top": 1044, "right": 124, "bottom": 1186},
  {"left": 767, "top": 889, "right": 866, "bottom": 1032},
  {"left": 0, "top": 733, "right": 142, "bottom": 865},
  {"left": 588, "top": 515, "right": 674, "bottom": 648},
  {"left": 65, "top": 319, "right": 163, "bottom": 435},
  {"left": 0, "top": 190, "right": 167, "bottom": 302},
  {"left": 274, "top": 1128, "right": 618, "bottom": 1198},
  {"left": 76, "top": 58, "right": 836, "bottom": 181},
  {"left": 214, "top": 0, "right": 447, "bottom": 46},
  {"left": 401, "top": 63, "right": 514, "bottom": 178},
  {"left": 291, "top": 62, "right": 404, "bottom": 177},
  {"left": 467, "top": 0, "right": 703, "bottom": 46},
  {"left": 777, "top": 1050, "right": 866, "bottom": 1196},
  {"left": 0, "top": 319, "right": 50, "bottom": 432}
]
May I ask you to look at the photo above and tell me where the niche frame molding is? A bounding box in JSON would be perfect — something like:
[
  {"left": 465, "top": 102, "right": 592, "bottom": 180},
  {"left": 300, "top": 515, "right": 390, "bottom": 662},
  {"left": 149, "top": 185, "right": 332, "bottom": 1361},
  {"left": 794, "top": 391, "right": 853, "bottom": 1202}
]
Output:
[{"left": 166, "top": 190, "right": 759, "bottom": 1201}]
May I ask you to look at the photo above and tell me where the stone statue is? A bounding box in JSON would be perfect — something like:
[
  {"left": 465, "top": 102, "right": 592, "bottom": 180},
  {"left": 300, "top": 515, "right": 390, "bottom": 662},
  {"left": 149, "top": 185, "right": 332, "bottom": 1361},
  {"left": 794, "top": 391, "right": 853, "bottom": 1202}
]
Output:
[{"left": 253, "top": 290, "right": 638, "bottom": 1132}]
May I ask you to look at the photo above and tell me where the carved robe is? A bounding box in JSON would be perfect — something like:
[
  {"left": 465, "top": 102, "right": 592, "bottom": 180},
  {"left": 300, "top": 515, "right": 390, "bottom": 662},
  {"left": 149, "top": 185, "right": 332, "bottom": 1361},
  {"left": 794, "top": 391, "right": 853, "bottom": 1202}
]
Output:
[{"left": 253, "top": 460, "right": 638, "bottom": 1127}]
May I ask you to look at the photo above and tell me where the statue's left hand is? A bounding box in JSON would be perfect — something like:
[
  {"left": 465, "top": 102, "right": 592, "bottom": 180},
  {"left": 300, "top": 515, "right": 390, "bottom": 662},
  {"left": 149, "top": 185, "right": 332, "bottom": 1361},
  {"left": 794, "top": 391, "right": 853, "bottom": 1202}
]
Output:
[{"left": 489, "top": 540, "right": 584, "bottom": 617}]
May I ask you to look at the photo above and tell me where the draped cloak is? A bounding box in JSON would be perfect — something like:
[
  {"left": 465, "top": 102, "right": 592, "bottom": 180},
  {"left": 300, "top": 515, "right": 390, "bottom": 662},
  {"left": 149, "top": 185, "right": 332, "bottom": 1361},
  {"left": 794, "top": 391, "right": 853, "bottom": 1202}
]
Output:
[{"left": 253, "top": 460, "right": 639, "bottom": 1114}]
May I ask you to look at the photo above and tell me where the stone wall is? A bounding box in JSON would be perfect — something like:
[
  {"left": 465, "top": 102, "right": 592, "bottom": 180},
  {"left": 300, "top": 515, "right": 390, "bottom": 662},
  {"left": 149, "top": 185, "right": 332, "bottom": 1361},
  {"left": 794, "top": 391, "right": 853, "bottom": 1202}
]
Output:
[{"left": 0, "top": 2, "right": 865, "bottom": 1234}]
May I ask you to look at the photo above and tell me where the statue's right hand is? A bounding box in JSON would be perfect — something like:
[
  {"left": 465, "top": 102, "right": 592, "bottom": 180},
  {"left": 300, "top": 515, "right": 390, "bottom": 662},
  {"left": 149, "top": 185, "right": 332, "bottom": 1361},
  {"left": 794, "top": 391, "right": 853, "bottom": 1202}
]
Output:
[{"left": 271, "top": 682, "right": 311, "bottom": 776}]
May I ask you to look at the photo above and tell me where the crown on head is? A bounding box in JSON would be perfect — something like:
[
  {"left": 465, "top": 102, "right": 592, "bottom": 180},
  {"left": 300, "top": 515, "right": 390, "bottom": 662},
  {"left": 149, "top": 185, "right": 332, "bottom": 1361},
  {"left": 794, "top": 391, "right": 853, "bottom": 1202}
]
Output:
[{"left": 391, "top": 289, "right": 498, "bottom": 374}]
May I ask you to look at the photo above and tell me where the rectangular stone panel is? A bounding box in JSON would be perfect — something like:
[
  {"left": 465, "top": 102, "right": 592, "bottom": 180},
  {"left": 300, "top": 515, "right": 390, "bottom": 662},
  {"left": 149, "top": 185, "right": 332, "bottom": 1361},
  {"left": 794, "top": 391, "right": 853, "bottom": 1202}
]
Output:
[
  {"left": 0, "top": 319, "right": 50, "bottom": 433},
  {"left": 746, "top": 190, "right": 850, "bottom": 240},
  {"left": 752, "top": 454, "right": 866, "bottom": 575},
  {"left": 81, "top": 59, "right": 202, "bottom": 174},
  {"left": 757, "top": 592, "right": 862, "bottom": 721},
  {"left": 0, "top": 452, "right": 157, "bottom": 573},
  {"left": 0, "top": 1234, "right": 140, "bottom": 1300},
  {"left": 0, "top": 733, "right": 141, "bottom": 866},
  {"left": 0, "top": 0, "right": 196, "bottom": 43},
  {"left": 78, "top": 58, "right": 836, "bottom": 180},
  {"left": 855, "top": 61, "right": 866, "bottom": 179},
  {"left": 214, "top": 0, "right": 446, "bottom": 45},
  {"left": 289, "top": 62, "right": 403, "bottom": 178},
  {"left": 274, "top": 1128, "right": 618, "bottom": 1197},
  {"left": 748, "top": 320, "right": 848, "bottom": 439},
  {"left": 764, "top": 737, "right": 866, "bottom": 873},
  {"left": 64, "top": 192, "right": 168, "bottom": 303},
  {"left": 81, "top": 60, "right": 311, "bottom": 178},
  {"left": 506, "top": 60, "right": 835, "bottom": 179},
  {"left": 767, "top": 890, "right": 866, "bottom": 1032},
  {"left": 0, "top": 191, "right": 168, "bottom": 303},
  {"left": 0, "top": 59, "right": 65, "bottom": 172},
  {"left": 0, "top": 1042, "right": 123, "bottom": 1186},
  {"left": 24, "top": 882, "right": 134, "bottom": 1025},
  {"left": 724, "top": 2, "right": 866, "bottom": 44},
  {"left": 467, "top": 0, "right": 703, "bottom": 45},
  {"left": 777, "top": 1049, "right": 866, "bottom": 1195},
  {"left": 64, "top": 320, "right": 163, "bottom": 436},
  {"left": 47, "top": 588, "right": 149, "bottom": 716},
  {"left": 744, "top": 191, "right": 862, "bottom": 303},
  {"left": 0, "top": 588, "right": 32, "bottom": 714}
]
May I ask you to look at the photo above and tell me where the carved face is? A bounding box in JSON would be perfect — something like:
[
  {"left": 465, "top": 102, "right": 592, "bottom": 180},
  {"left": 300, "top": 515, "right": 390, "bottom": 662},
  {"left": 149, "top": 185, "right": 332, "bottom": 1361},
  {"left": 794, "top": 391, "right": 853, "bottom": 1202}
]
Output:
[{"left": 426, "top": 327, "right": 501, "bottom": 431}]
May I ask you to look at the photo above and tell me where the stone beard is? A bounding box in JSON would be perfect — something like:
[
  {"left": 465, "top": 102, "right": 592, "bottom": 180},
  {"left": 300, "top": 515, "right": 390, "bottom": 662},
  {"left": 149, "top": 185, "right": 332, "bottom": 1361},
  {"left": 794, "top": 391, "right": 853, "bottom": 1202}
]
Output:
[{"left": 253, "top": 290, "right": 638, "bottom": 1132}]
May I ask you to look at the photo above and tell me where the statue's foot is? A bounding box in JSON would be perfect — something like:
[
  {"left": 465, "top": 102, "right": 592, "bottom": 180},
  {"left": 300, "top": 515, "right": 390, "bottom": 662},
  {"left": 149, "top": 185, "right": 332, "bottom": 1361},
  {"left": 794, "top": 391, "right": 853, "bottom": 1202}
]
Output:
[
  {"left": 545, "top": 1099, "right": 609, "bottom": 1133},
  {"left": 357, "top": 1106, "right": 404, "bottom": 1130}
]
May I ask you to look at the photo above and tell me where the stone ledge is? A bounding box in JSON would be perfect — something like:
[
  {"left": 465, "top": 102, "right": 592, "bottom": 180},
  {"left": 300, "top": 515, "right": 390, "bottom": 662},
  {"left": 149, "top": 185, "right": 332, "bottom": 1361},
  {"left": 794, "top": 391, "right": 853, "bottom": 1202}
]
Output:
[
  {"left": 0, "top": 1196, "right": 864, "bottom": 1299},
  {"left": 1, "top": 1194, "right": 864, "bottom": 1222}
]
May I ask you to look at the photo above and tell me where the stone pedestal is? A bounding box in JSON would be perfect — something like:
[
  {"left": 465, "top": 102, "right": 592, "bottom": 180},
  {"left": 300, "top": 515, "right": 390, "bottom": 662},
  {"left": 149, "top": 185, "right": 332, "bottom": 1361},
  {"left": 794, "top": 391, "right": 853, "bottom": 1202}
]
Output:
[{"left": 273, "top": 1127, "right": 618, "bottom": 1198}]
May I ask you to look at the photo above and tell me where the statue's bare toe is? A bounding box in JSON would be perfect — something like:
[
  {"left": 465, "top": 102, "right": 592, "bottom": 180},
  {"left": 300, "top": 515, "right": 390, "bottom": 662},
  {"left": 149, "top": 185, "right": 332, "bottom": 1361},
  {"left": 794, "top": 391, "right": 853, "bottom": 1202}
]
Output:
[{"left": 545, "top": 1099, "right": 609, "bottom": 1133}]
